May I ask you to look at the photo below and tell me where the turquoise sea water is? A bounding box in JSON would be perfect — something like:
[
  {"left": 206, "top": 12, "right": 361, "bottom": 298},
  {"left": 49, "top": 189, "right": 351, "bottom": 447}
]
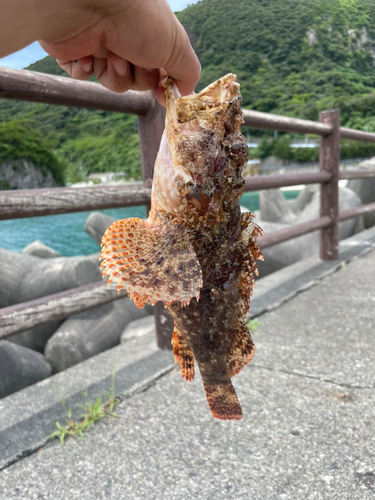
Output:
[{"left": 0, "top": 191, "right": 300, "bottom": 257}]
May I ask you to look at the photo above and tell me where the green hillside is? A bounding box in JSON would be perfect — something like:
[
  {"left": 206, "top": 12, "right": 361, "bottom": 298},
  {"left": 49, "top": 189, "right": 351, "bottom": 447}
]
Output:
[
  {"left": 2, "top": 0, "right": 375, "bottom": 185},
  {"left": 178, "top": 0, "right": 375, "bottom": 128},
  {"left": 0, "top": 59, "right": 140, "bottom": 185}
]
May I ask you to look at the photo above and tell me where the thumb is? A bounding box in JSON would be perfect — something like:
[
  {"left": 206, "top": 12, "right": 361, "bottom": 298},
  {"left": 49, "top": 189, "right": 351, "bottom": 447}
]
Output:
[{"left": 162, "top": 18, "right": 201, "bottom": 98}]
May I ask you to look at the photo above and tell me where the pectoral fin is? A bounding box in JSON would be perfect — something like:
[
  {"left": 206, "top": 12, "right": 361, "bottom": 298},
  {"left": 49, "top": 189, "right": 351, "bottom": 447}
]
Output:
[{"left": 100, "top": 218, "right": 202, "bottom": 308}]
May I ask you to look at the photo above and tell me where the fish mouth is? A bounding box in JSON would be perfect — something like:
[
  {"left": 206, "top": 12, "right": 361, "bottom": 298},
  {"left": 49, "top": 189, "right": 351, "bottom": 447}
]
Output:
[{"left": 162, "top": 73, "right": 241, "bottom": 125}]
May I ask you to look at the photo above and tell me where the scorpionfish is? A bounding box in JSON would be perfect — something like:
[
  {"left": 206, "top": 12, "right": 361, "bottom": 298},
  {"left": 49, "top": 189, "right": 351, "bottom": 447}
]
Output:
[{"left": 100, "top": 74, "right": 263, "bottom": 420}]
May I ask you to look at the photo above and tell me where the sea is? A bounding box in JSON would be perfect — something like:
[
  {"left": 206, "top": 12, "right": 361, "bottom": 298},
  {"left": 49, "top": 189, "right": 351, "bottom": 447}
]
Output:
[{"left": 0, "top": 190, "right": 300, "bottom": 257}]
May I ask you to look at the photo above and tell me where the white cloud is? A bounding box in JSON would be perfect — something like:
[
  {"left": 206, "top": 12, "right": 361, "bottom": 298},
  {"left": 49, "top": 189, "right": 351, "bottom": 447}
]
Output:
[{"left": 0, "top": 1, "right": 199, "bottom": 70}]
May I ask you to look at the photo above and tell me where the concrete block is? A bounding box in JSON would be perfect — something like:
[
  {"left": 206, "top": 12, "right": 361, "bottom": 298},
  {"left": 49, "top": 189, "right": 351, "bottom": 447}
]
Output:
[
  {"left": 257, "top": 187, "right": 362, "bottom": 277},
  {"left": 257, "top": 222, "right": 318, "bottom": 278},
  {"left": 85, "top": 212, "right": 117, "bottom": 245},
  {"left": 294, "top": 184, "right": 319, "bottom": 212},
  {"left": 252, "top": 226, "right": 375, "bottom": 318},
  {"left": 259, "top": 189, "right": 298, "bottom": 224},
  {"left": 0, "top": 249, "right": 101, "bottom": 308},
  {"left": 22, "top": 240, "right": 62, "bottom": 259},
  {"left": 8, "top": 322, "right": 63, "bottom": 354},
  {"left": 121, "top": 316, "right": 156, "bottom": 343},
  {"left": 0, "top": 248, "right": 102, "bottom": 352},
  {"left": 347, "top": 160, "right": 375, "bottom": 228},
  {"left": 45, "top": 297, "right": 153, "bottom": 372},
  {"left": 296, "top": 186, "right": 362, "bottom": 240},
  {"left": 0, "top": 340, "right": 52, "bottom": 399}
]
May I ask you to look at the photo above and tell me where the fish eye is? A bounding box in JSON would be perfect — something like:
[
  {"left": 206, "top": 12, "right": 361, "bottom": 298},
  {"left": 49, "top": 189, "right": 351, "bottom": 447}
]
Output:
[{"left": 230, "top": 142, "right": 246, "bottom": 156}]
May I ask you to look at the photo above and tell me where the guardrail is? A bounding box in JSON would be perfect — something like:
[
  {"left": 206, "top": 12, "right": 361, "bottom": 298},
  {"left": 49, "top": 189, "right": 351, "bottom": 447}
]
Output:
[
  {"left": 258, "top": 157, "right": 373, "bottom": 173},
  {"left": 1, "top": 67, "right": 375, "bottom": 349}
]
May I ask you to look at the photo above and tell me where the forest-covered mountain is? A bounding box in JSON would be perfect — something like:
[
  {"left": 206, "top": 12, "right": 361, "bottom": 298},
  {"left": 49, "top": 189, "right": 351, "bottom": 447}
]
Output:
[
  {"left": 2, "top": 0, "right": 375, "bottom": 184},
  {"left": 179, "top": 0, "right": 375, "bottom": 127}
]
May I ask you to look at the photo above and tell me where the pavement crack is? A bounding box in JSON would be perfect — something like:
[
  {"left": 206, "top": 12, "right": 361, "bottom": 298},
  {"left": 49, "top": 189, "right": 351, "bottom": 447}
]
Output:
[
  {"left": 122, "top": 364, "right": 175, "bottom": 399},
  {"left": 0, "top": 364, "right": 175, "bottom": 473},
  {"left": 252, "top": 363, "right": 374, "bottom": 390}
]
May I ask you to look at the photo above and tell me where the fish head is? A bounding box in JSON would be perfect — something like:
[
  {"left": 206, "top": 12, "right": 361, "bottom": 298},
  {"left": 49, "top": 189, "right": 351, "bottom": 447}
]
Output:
[{"left": 161, "top": 74, "right": 248, "bottom": 227}]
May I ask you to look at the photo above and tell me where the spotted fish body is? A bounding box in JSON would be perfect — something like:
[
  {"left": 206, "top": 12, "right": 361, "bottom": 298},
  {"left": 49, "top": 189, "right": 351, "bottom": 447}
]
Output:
[{"left": 100, "top": 74, "right": 263, "bottom": 420}]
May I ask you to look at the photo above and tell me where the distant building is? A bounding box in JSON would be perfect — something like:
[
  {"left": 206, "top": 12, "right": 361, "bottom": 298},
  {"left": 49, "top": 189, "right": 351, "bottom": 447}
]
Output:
[{"left": 88, "top": 172, "right": 126, "bottom": 184}]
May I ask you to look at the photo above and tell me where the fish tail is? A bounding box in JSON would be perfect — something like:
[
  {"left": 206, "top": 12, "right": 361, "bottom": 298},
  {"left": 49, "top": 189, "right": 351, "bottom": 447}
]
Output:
[{"left": 202, "top": 378, "right": 242, "bottom": 421}]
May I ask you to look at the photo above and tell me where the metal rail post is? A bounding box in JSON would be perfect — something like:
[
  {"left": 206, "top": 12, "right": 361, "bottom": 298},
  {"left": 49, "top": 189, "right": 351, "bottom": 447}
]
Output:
[
  {"left": 138, "top": 91, "right": 166, "bottom": 188},
  {"left": 319, "top": 110, "right": 340, "bottom": 260},
  {"left": 138, "top": 95, "right": 174, "bottom": 350}
]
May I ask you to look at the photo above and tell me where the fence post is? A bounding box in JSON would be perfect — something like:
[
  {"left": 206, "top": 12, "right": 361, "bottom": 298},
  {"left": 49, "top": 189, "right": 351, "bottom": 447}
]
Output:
[
  {"left": 138, "top": 93, "right": 166, "bottom": 207},
  {"left": 319, "top": 110, "right": 340, "bottom": 260},
  {"left": 138, "top": 94, "right": 174, "bottom": 350}
]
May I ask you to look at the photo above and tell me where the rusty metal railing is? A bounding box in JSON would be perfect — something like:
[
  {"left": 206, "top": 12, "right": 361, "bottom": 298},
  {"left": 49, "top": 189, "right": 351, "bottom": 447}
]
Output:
[{"left": 1, "top": 67, "right": 375, "bottom": 348}]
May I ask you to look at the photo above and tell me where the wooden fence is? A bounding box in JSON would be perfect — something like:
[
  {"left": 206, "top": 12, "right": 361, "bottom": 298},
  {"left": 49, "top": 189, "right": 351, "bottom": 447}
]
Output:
[{"left": 1, "top": 67, "right": 375, "bottom": 349}]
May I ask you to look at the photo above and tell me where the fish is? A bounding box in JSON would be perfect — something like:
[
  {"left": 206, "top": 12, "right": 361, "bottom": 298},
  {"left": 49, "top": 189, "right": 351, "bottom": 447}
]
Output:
[{"left": 100, "top": 74, "right": 263, "bottom": 420}]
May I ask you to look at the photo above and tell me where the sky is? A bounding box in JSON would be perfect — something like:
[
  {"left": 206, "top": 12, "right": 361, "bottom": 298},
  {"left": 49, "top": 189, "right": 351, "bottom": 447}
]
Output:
[{"left": 0, "top": 0, "right": 199, "bottom": 70}]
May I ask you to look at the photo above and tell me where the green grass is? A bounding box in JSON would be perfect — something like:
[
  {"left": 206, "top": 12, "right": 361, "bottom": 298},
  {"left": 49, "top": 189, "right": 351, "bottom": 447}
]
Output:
[
  {"left": 49, "top": 379, "right": 120, "bottom": 446},
  {"left": 247, "top": 318, "right": 261, "bottom": 331}
]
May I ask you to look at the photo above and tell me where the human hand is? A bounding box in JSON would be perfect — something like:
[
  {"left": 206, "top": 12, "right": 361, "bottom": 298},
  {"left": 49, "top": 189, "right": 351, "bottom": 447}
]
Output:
[{"left": 37, "top": 0, "right": 200, "bottom": 105}]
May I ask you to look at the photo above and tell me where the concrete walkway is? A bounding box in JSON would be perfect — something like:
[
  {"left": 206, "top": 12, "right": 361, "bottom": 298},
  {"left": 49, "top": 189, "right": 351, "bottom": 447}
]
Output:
[{"left": 0, "top": 247, "right": 374, "bottom": 499}]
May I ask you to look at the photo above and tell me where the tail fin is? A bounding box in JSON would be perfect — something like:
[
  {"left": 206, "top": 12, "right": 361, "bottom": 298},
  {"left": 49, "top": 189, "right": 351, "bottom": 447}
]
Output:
[{"left": 203, "top": 379, "right": 242, "bottom": 420}]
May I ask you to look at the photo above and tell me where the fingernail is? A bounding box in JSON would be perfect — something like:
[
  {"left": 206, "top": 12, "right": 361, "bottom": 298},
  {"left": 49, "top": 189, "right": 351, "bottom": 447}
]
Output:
[
  {"left": 145, "top": 68, "right": 155, "bottom": 73},
  {"left": 113, "top": 59, "right": 128, "bottom": 77},
  {"left": 83, "top": 61, "right": 92, "bottom": 73}
]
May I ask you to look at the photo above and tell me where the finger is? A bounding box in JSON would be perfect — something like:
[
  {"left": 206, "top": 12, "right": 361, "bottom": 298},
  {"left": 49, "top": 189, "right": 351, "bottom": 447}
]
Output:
[
  {"left": 91, "top": 45, "right": 110, "bottom": 59},
  {"left": 131, "top": 66, "right": 160, "bottom": 92},
  {"left": 152, "top": 69, "right": 168, "bottom": 107},
  {"left": 93, "top": 54, "right": 134, "bottom": 93},
  {"left": 56, "top": 56, "right": 93, "bottom": 80},
  {"left": 153, "top": 83, "right": 166, "bottom": 108},
  {"left": 153, "top": 69, "right": 193, "bottom": 108},
  {"left": 161, "top": 19, "right": 201, "bottom": 97}
]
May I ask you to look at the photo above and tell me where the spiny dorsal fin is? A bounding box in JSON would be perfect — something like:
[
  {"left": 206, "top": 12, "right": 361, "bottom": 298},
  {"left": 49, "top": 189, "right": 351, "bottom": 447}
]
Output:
[
  {"left": 238, "top": 212, "right": 264, "bottom": 316},
  {"left": 241, "top": 211, "right": 264, "bottom": 237},
  {"left": 100, "top": 218, "right": 202, "bottom": 308},
  {"left": 241, "top": 211, "right": 264, "bottom": 263}
]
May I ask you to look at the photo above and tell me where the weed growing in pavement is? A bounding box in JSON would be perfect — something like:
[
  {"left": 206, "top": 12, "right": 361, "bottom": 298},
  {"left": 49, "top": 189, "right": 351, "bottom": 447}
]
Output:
[
  {"left": 247, "top": 318, "right": 261, "bottom": 331},
  {"left": 49, "top": 373, "right": 120, "bottom": 446}
]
